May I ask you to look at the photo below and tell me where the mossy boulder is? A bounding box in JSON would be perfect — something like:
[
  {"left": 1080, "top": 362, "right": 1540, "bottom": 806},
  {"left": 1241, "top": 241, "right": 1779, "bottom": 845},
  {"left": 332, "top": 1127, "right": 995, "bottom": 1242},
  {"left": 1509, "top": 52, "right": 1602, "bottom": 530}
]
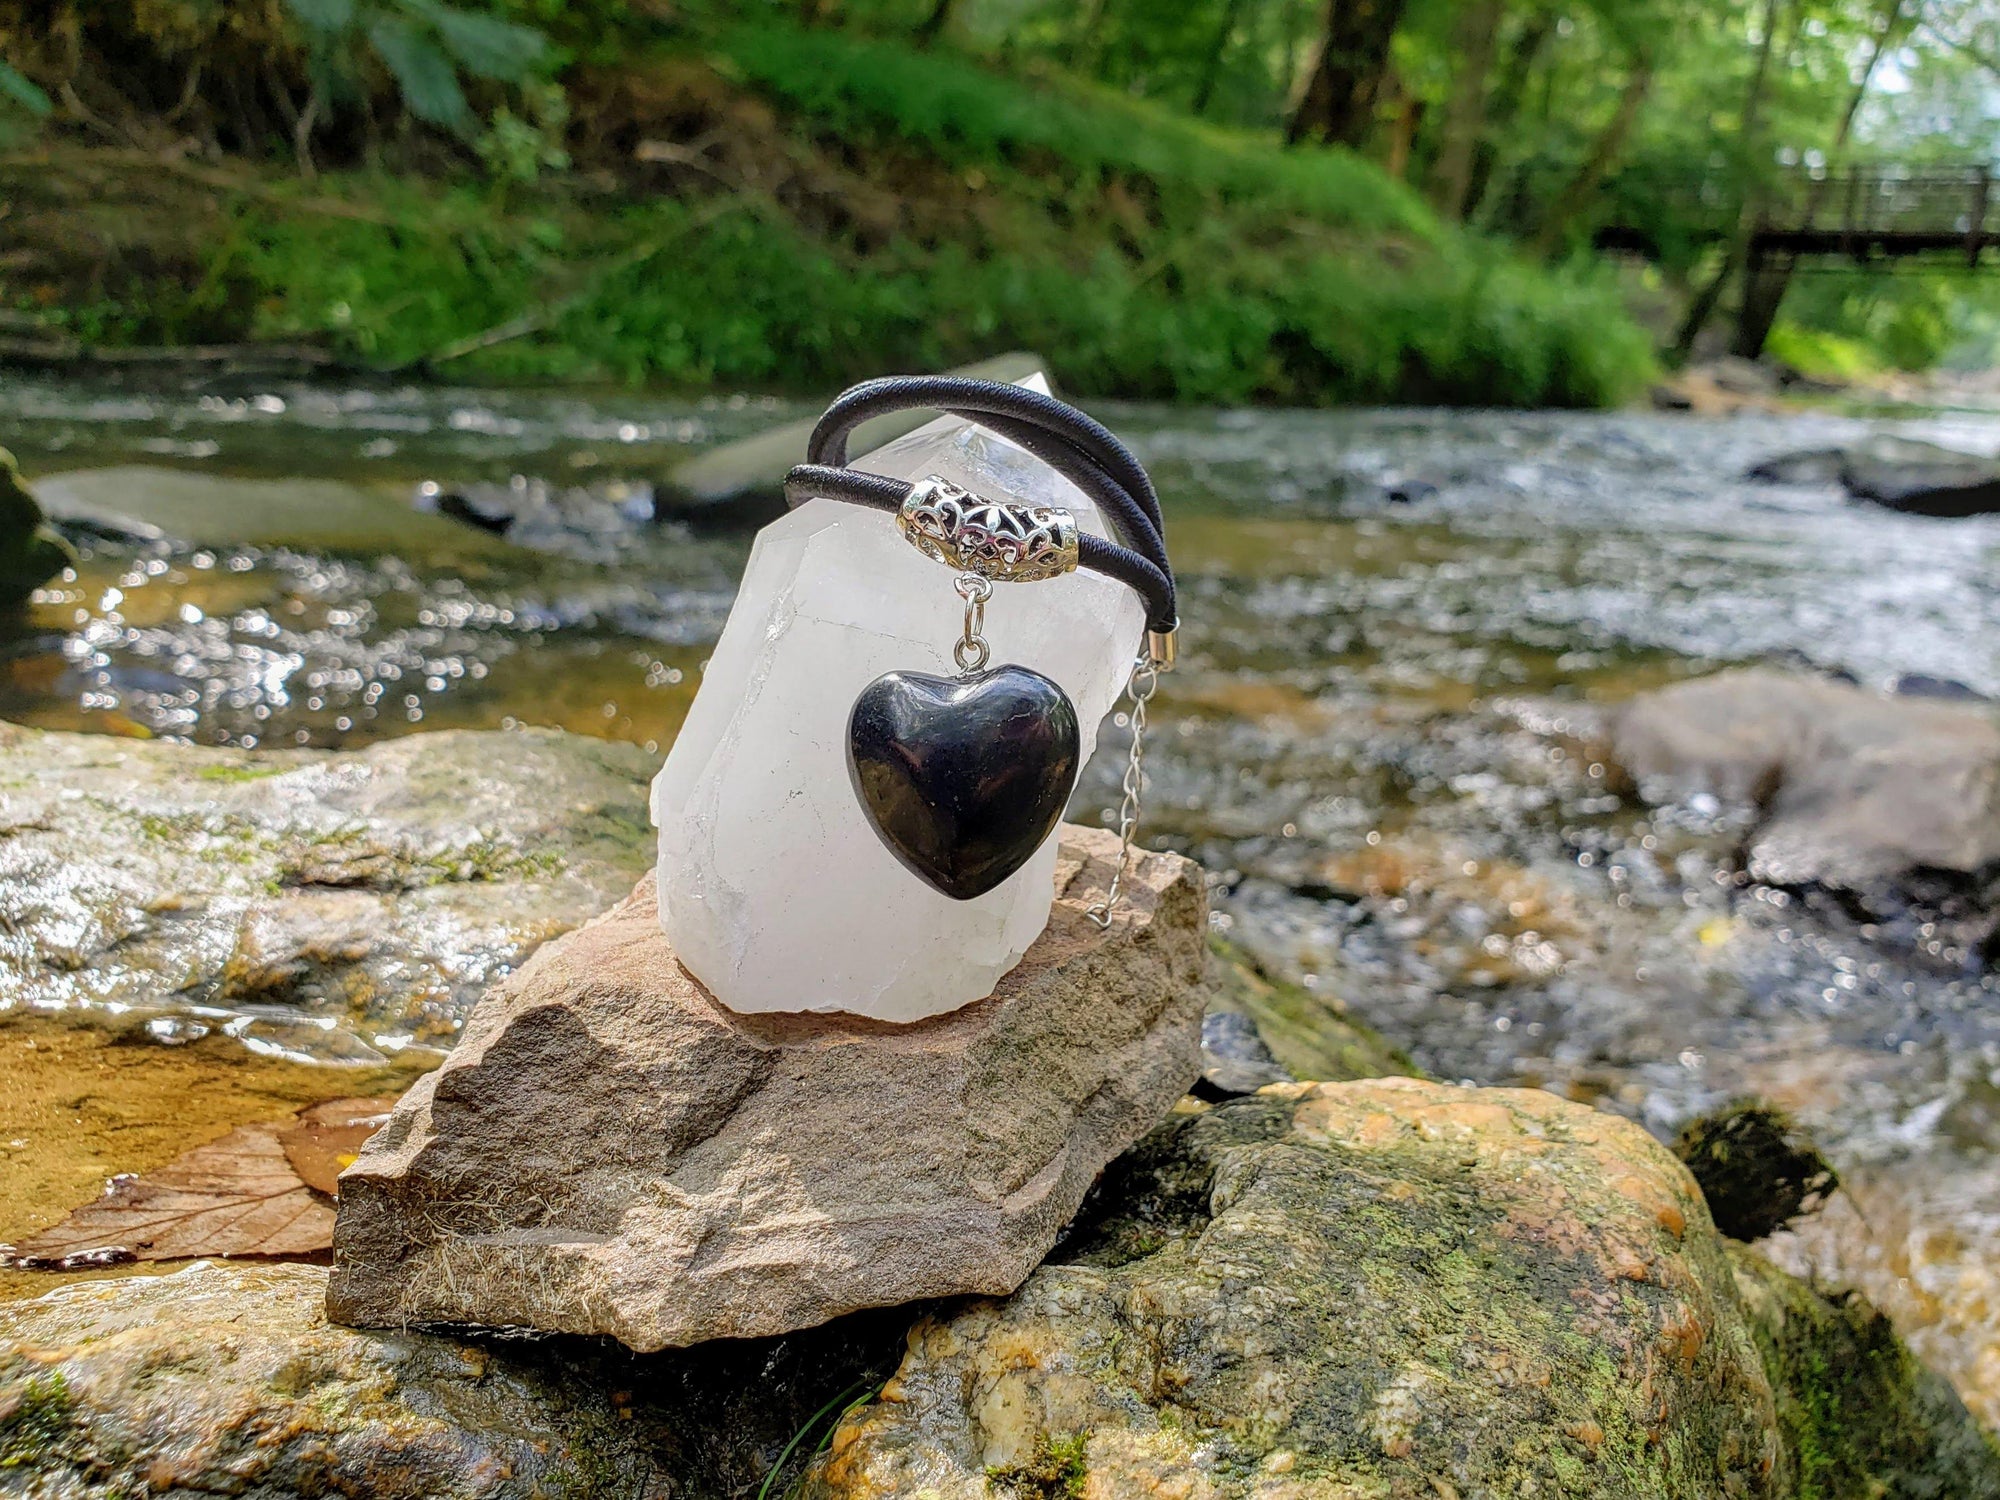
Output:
[
  {"left": 0, "top": 1084, "right": 1993, "bottom": 1498},
  {"left": 812, "top": 1079, "right": 2000, "bottom": 1500},
  {"left": 1732, "top": 1247, "right": 2000, "bottom": 1499},
  {"left": 0, "top": 447, "right": 75, "bottom": 611},
  {"left": 0, "top": 1261, "right": 908, "bottom": 1499}
]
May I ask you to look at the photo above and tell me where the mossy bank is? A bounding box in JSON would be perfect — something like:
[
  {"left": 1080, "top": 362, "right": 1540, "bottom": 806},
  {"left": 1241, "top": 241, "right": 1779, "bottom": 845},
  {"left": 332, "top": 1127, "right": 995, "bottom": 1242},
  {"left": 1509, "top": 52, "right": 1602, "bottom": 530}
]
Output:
[{"left": 2, "top": 20, "right": 1651, "bottom": 407}]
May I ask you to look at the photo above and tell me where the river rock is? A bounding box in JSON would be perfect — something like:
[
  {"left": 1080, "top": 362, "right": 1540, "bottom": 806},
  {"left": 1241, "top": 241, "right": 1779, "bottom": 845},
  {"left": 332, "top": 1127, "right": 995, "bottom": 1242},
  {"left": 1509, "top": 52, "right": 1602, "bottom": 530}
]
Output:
[
  {"left": 812, "top": 1079, "right": 2000, "bottom": 1500},
  {"left": 32, "top": 466, "right": 519, "bottom": 563},
  {"left": 0, "top": 446, "right": 75, "bottom": 610},
  {"left": 0, "top": 723, "right": 655, "bottom": 1052},
  {"left": 655, "top": 351, "right": 1046, "bottom": 529},
  {"left": 7, "top": 1089, "right": 1996, "bottom": 1499},
  {"left": 1747, "top": 436, "right": 2000, "bottom": 517},
  {"left": 1609, "top": 669, "right": 2000, "bottom": 893},
  {"left": 0, "top": 1260, "right": 912, "bottom": 1500},
  {"left": 327, "top": 826, "right": 1208, "bottom": 1349}
]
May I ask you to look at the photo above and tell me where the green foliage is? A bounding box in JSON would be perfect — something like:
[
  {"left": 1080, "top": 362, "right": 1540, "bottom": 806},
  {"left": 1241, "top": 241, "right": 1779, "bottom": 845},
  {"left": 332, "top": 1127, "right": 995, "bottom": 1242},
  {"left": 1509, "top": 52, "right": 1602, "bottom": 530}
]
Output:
[
  {"left": 1781, "top": 267, "right": 1967, "bottom": 373},
  {"left": 0, "top": 58, "right": 49, "bottom": 116},
  {"left": 719, "top": 23, "right": 1437, "bottom": 240},
  {"left": 476, "top": 81, "right": 571, "bottom": 181},
  {"left": 986, "top": 1431, "right": 1091, "bottom": 1499},
  {"left": 280, "top": 0, "right": 551, "bottom": 134},
  {"left": 1765, "top": 321, "right": 1877, "bottom": 382},
  {"left": 220, "top": 169, "right": 1648, "bottom": 406}
]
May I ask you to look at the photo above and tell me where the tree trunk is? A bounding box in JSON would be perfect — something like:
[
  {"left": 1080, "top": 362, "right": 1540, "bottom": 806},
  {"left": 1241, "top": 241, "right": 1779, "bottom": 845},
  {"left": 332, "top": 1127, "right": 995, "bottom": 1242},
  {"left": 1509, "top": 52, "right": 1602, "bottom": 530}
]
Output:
[
  {"left": 915, "top": 0, "right": 957, "bottom": 47},
  {"left": 1729, "top": 0, "right": 1908, "bottom": 356},
  {"left": 1071, "top": 0, "right": 1114, "bottom": 72},
  {"left": 1464, "top": 7, "right": 1553, "bottom": 221},
  {"left": 1285, "top": 0, "right": 1411, "bottom": 147},
  {"left": 1675, "top": 0, "right": 1784, "bottom": 357},
  {"left": 1192, "top": 0, "right": 1252, "bottom": 115},
  {"left": 1383, "top": 83, "right": 1423, "bottom": 180},
  {"left": 1528, "top": 52, "right": 1654, "bottom": 253},
  {"left": 1430, "top": 0, "right": 1505, "bottom": 219}
]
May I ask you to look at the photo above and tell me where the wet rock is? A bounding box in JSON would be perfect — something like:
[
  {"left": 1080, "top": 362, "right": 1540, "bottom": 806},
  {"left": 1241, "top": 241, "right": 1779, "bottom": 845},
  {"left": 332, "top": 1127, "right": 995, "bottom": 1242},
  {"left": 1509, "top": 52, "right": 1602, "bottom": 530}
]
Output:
[
  {"left": 1732, "top": 1248, "right": 2000, "bottom": 1499},
  {"left": 656, "top": 351, "right": 1046, "bottom": 530},
  {"left": 6, "top": 1091, "right": 1993, "bottom": 1499},
  {"left": 434, "top": 486, "right": 518, "bottom": 534},
  {"left": 1747, "top": 436, "right": 2000, "bottom": 517},
  {"left": 327, "top": 828, "right": 1208, "bottom": 1350},
  {"left": 812, "top": 1079, "right": 2000, "bottom": 1499},
  {"left": 1675, "top": 1103, "right": 1838, "bottom": 1243},
  {"left": 1747, "top": 446, "right": 1848, "bottom": 485},
  {"left": 418, "top": 475, "right": 659, "bottom": 561},
  {"left": 1893, "top": 673, "right": 1988, "bottom": 703},
  {"left": 1840, "top": 438, "right": 2000, "bottom": 518},
  {"left": 1610, "top": 669, "right": 2000, "bottom": 894},
  {"left": 0, "top": 447, "right": 75, "bottom": 610},
  {"left": 0, "top": 724, "right": 655, "bottom": 1051},
  {"left": 1202, "top": 935, "right": 1415, "bottom": 1086},
  {"left": 0, "top": 1260, "right": 910, "bottom": 1500},
  {"left": 1193, "top": 1009, "right": 1291, "bottom": 1100},
  {"left": 33, "top": 466, "right": 518, "bottom": 563}
]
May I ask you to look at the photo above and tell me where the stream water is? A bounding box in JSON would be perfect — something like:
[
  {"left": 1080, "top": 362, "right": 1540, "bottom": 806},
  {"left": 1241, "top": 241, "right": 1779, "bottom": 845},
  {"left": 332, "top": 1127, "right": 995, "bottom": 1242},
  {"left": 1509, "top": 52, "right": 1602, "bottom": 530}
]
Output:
[{"left": 6, "top": 373, "right": 2000, "bottom": 1416}]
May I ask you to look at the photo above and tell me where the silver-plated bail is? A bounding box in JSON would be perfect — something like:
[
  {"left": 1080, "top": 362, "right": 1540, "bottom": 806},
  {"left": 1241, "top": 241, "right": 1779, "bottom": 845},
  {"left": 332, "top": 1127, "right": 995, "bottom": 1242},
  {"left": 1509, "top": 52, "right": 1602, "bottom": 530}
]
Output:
[{"left": 897, "top": 475, "right": 1080, "bottom": 583}]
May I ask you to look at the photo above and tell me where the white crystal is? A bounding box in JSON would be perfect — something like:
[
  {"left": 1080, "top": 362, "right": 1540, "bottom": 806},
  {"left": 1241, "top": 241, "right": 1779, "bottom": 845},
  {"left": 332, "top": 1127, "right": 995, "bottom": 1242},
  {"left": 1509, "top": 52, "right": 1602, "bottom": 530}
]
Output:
[{"left": 651, "top": 376, "right": 1145, "bottom": 1021}]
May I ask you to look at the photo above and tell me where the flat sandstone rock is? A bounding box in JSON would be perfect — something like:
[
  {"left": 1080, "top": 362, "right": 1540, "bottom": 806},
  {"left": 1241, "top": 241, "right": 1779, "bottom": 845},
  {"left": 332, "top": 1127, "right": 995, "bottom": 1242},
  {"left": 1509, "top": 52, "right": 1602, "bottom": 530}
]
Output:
[{"left": 327, "top": 825, "right": 1208, "bottom": 1348}]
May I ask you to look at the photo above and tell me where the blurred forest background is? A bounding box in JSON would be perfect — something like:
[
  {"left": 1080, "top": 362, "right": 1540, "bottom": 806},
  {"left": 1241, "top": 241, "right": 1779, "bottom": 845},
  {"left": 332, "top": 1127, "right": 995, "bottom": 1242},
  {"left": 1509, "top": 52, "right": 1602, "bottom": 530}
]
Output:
[{"left": 0, "top": 0, "right": 1995, "bottom": 406}]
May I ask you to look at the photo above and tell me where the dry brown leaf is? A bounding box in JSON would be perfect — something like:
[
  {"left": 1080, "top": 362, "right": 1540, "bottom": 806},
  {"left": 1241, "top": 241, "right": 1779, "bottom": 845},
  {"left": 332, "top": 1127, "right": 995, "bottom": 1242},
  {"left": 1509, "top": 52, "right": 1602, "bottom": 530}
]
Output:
[
  {"left": 280, "top": 1096, "right": 397, "bottom": 1196},
  {"left": 3, "top": 1095, "right": 397, "bottom": 1270}
]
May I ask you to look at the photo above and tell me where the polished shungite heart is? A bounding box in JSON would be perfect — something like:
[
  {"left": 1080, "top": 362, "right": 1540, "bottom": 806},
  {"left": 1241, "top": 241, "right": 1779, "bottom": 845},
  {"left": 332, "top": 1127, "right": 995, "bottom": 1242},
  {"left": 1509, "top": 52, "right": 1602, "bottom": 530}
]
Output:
[{"left": 848, "top": 665, "right": 1082, "bottom": 901}]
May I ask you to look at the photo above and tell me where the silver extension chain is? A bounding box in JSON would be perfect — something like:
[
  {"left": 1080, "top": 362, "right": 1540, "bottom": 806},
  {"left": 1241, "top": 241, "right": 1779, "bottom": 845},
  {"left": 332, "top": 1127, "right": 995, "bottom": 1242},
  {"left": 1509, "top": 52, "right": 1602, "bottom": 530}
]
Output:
[{"left": 1086, "top": 656, "right": 1161, "bottom": 929}]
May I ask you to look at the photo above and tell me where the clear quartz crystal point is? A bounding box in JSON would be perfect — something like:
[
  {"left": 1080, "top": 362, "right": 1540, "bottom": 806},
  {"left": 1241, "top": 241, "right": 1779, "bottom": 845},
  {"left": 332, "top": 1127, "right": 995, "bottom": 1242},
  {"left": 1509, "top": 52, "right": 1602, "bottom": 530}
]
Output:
[{"left": 650, "top": 376, "right": 1145, "bottom": 1021}]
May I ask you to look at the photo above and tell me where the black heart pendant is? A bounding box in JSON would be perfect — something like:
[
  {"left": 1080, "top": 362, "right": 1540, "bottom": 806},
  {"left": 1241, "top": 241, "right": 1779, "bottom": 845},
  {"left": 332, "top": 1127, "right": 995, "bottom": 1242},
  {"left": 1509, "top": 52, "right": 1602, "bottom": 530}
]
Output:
[{"left": 848, "top": 665, "right": 1082, "bottom": 901}]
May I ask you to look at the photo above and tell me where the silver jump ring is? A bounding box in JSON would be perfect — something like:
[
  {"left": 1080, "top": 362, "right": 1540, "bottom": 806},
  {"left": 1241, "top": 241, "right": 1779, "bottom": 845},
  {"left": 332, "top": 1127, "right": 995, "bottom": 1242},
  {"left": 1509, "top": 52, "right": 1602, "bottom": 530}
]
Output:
[{"left": 954, "top": 572, "right": 992, "bottom": 675}]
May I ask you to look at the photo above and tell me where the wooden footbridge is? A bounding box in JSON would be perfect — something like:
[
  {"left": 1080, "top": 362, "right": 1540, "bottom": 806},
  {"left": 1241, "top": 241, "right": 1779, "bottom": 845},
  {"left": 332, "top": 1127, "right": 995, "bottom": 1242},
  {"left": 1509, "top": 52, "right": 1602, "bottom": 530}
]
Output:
[{"left": 1595, "top": 163, "right": 1997, "bottom": 357}]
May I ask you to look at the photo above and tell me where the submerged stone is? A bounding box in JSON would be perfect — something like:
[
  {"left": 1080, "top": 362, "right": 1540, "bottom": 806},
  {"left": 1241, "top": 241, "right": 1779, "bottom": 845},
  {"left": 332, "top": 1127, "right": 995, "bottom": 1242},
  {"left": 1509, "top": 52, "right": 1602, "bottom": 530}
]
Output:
[
  {"left": 0, "top": 723, "right": 655, "bottom": 1051},
  {"left": 327, "top": 827, "right": 1206, "bottom": 1349},
  {"left": 31, "top": 465, "right": 518, "bottom": 563}
]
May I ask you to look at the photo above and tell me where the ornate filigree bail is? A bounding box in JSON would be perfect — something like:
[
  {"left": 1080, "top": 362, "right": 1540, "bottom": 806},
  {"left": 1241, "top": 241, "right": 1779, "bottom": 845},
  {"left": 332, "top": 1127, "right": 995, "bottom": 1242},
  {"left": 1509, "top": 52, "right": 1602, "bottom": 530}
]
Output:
[{"left": 896, "top": 475, "right": 1080, "bottom": 583}]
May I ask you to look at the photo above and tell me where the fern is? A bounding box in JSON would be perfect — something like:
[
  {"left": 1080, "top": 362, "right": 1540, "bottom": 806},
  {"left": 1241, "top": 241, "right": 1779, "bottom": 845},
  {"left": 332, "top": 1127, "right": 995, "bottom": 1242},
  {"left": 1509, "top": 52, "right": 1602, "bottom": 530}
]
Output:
[
  {"left": 277, "top": 0, "right": 550, "bottom": 138},
  {"left": 367, "top": 13, "right": 473, "bottom": 129},
  {"left": 407, "top": 0, "right": 548, "bottom": 81},
  {"left": 0, "top": 59, "right": 51, "bottom": 117}
]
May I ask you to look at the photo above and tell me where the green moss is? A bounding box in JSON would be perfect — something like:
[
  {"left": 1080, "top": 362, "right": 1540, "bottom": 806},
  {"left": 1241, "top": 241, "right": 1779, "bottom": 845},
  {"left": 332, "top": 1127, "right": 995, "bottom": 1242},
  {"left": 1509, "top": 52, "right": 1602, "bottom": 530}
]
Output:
[
  {"left": 0, "top": 1370, "right": 76, "bottom": 1469},
  {"left": 197, "top": 764, "right": 282, "bottom": 784},
  {"left": 136, "top": 810, "right": 208, "bottom": 842},
  {"left": 1205, "top": 936, "right": 1418, "bottom": 1084},
  {"left": 987, "top": 1431, "right": 1090, "bottom": 1500},
  {"left": 1731, "top": 1245, "right": 2000, "bottom": 1498},
  {"left": 1674, "top": 1102, "right": 1837, "bottom": 1243}
]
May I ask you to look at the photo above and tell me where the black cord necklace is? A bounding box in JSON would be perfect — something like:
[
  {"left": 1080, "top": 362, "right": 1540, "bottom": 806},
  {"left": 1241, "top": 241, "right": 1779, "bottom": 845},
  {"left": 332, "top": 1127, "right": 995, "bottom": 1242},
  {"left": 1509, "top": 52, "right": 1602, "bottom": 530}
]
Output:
[{"left": 783, "top": 376, "right": 1178, "bottom": 915}]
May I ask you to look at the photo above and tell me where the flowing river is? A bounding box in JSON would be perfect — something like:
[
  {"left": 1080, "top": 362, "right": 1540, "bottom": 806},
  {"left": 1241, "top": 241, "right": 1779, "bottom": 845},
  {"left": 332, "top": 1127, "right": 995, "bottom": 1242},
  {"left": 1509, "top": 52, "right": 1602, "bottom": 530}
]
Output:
[{"left": 5, "top": 373, "right": 2000, "bottom": 1416}]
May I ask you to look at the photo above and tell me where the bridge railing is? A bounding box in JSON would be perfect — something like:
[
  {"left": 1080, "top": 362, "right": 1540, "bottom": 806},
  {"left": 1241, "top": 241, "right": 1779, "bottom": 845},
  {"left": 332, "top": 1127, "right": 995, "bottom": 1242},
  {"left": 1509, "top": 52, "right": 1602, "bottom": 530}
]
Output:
[{"left": 1755, "top": 165, "right": 1993, "bottom": 241}]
